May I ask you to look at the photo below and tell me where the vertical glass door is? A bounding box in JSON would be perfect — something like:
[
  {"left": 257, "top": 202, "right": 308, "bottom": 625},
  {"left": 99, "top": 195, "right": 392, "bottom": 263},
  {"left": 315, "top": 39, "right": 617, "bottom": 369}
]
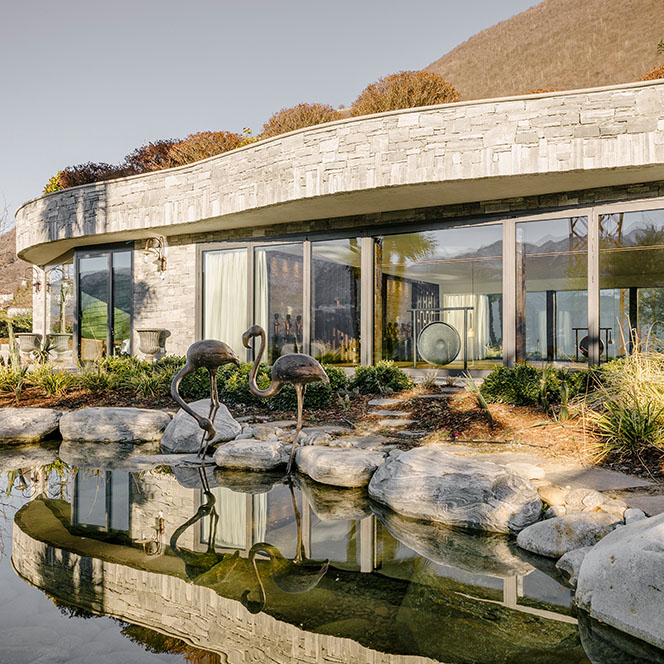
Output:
[{"left": 77, "top": 247, "right": 132, "bottom": 361}]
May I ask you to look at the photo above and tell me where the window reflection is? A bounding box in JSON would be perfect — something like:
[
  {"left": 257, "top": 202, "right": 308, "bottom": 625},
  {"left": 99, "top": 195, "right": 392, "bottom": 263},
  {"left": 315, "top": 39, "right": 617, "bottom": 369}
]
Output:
[
  {"left": 375, "top": 225, "right": 503, "bottom": 368},
  {"left": 312, "top": 239, "right": 361, "bottom": 365},
  {"left": 72, "top": 471, "right": 130, "bottom": 532},
  {"left": 255, "top": 245, "right": 304, "bottom": 363},
  {"left": 516, "top": 217, "right": 588, "bottom": 364},
  {"left": 48, "top": 260, "right": 74, "bottom": 366},
  {"left": 600, "top": 209, "right": 664, "bottom": 358}
]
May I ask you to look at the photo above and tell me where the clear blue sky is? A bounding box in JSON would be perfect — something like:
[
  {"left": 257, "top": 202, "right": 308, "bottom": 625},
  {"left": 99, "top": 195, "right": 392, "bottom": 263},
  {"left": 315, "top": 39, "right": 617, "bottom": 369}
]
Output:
[{"left": 0, "top": 0, "right": 537, "bottom": 220}]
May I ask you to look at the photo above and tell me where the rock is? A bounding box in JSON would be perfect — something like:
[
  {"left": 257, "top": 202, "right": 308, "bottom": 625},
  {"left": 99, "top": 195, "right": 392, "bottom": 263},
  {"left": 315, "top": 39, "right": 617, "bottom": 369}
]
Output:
[
  {"left": 368, "top": 447, "right": 542, "bottom": 534},
  {"left": 301, "top": 430, "right": 332, "bottom": 446},
  {"left": 576, "top": 513, "right": 664, "bottom": 650},
  {"left": 505, "top": 462, "right": 546, "bottom": 480},
  {"left": 623, "top": 507, "right": 647, "bottom": 524},
  {"left": 60, "top": 407, "right": 170, "bottom": 443},
  {"left": 213, "top": 468, "right": 284, "bottom": 494},
  {"left": 252, "top": 424, "right": 281, "bottom": 441},
  {"left": 564, "top": 488, "right": 607, "bottom": 513},
  {"left": 598, "top": 499, "right": 628, "bottom": 519},
  {"left": 213, "top": 438, "right": 288, "bottom": 470},
  {"left": 544, "top": 505, "right": 567, "bottom": 519},
  {"left": 235, "top": 432, "right": 254, "bottom": 440},
  {"left": 173, "top": 464, "right": 219, "bottom": 489},
  {"left": 367, "top": 398, "right": 403, "bottom": 406},
  {"left": 296, "top": 447, "right": 386, "bottom": 487},
  {"left": 161, "top": 400, "right": 240, "bottom": 453},
  {"left": 59, "top": 440, "right": 160, "bottom": 468},
  {"left": 536, "top": 482, "right": 568, "bottom": 507},
  {"left": 516, "top": 512, "right": 621, "bottom": 558},
  {"left": 372, "top": 502, "right": 534, "bottom": 578},
  {"left": 555, "top": 546, "right": 593, "bottom": 588},
  {"left": 0, "top": 444, "right": 58, "bottom": 471},
  {"left": 0, "top": 408, "right": 61, "bottom": 444}
]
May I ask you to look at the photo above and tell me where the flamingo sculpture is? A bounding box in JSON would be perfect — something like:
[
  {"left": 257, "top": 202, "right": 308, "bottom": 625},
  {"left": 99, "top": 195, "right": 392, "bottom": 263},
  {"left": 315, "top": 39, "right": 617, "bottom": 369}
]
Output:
[
  {"left": 242, "top": 325, "right": 329, "bottom": 474},
  {"left": 170, "top": 339, "right": 241, "bottom": 458}
]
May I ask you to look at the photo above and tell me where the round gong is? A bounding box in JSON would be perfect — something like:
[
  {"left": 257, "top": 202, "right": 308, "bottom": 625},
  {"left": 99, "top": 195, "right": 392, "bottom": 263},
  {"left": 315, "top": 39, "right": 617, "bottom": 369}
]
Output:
[
  {"left": 417, "top": 321, "right": 461, "bottom": 366},
  {"left": 579, "top": 335, "right": 605, "bottom": 358}
]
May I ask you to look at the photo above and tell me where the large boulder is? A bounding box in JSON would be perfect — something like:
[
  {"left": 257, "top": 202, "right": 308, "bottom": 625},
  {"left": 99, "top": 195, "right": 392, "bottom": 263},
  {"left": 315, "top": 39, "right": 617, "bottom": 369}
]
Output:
[
  {"left": 368, "top": 447, "right": 542, "bottom": 534},
  {"left": 296, "top": 447, "right": 386, "bottom": 487},
  {"left": 59, "top": 440, "right": 160, "bottom": 469},
  {"left": 0, "top": 408, "right": 61, "bottom": 444},
  {"left": 576, "top": 512, "right": 664, "bottom": 650},
  {"left": 161, "top": 399, "right": 241, "bottom": 453},
  {"left": 296, "top": 474, "right": 372, "bottom": 520},
  {"left": 516, "top": 512, "right": 621, "bottom": 558},
  {"left": 213, "top": 438, "right": 288, "bottom": 471},
  {"left": 60, "top": 407, "right": 170, "bottom": 443},
  {"left": 555, "top": 546, "right": 593, "bottom": 588}
]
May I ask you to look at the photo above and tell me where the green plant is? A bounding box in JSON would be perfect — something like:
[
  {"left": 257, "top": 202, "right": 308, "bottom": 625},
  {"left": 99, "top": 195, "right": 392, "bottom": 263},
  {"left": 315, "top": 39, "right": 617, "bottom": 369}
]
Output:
[
  {"left": 463, "top": 372, "right": 494, "bottom": 425},
  {"left": 30, "top": 365, "right": 75, "bottom": 396},
  {"left": 127, "top": 369, "right": 172, "bottom": 398},
  {"left": 350, "top": 70, "right": 460, "bottom": 117},
  {"left": 479, "top": 364, "right": 541, "bottom": 406},
  {"left": 260, "top": 103, "right": 342, "bottom": 139},
  {"left": 77, "top": 365, "right": 119, "bottom": 393},
  {"left": 0, "top": 366, "right": 27, "bottom": 394},
  {"left": 591, "top": 395, "right": 664, "bottom": 462},
  {"left": 419, "top": 370, "right": 439, "bottom": 390},
  {"left": 350, "top": 361, "right": 412, "bottom": 395},
  {"left": 31, "top": 338, "right": 54, "bottom": 364}
]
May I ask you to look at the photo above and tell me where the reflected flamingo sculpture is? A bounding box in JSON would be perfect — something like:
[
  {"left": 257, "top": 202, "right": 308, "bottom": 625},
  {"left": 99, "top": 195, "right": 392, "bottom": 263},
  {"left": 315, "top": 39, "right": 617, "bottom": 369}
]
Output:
[
  {"left": 241, "top": 481, "right": 329, "bottom": 614},
  {"left": 170, "top": 339, "right": 241, "bottom": 458},
  {"left": 242, "top": 325, "right": 329, "bottom": 474}
]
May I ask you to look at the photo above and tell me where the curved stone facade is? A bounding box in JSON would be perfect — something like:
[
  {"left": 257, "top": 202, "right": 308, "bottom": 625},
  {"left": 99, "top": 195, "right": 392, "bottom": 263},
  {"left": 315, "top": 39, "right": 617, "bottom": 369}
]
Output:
[{"left": 15, "top": 81, "right": 664, "bottom": 265}]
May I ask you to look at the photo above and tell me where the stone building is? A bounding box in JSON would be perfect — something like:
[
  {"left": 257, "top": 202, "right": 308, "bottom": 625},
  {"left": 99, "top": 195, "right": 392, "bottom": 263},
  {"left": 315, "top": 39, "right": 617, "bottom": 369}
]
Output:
[{"left": 14, "top": 79, "right": 664, "bottom": 373}]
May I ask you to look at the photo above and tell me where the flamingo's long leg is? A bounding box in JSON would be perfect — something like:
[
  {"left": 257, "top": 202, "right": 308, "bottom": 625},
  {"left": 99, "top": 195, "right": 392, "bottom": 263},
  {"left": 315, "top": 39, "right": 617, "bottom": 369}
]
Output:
[
  {"left": 197, "top": 370, "right": 216, "bottom": 458},
  {"left": 286, "top": 383, "right": 305, "bottom": 475},
  {"left": 202, "top": 370, "right": 221, "bottom": 459}
]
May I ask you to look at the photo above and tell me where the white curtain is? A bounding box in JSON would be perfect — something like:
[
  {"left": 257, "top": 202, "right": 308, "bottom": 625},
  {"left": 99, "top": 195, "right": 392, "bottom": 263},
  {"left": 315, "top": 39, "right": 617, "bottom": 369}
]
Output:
[
  {"left": 254, "top": 250, "right": 269, "bottom": 333},
  {"left": 442, "top": 294, "right": 490, "bottom": 361},
  {"left": 204, "top": 250, "right": 248, "bottom": 357},
  {"left": 252, "top": 495, "right": 267, "bottom": 543}
]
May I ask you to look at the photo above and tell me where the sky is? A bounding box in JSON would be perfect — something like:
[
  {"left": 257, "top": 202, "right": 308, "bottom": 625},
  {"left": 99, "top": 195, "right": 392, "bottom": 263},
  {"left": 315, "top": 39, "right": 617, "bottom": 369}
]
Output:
[{"left": 0, "top": 0, "right": 538, "bottom": 223}]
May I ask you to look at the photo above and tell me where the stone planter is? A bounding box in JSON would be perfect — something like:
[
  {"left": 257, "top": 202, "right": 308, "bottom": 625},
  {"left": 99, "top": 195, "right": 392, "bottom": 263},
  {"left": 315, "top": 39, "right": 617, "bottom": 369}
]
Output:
[
  {"left": 15, "top": 333, "right": 42, "bottom": 355},
  {"left": 47, "top": 333, "right": 72, "bottom": 354},
  {"left": 136, "top": 328, "right": 170, "bottom": 361}
]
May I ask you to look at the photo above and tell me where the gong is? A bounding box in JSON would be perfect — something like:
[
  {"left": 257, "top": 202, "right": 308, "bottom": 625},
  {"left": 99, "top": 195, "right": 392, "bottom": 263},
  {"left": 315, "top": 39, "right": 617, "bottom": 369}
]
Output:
[
  {"left": 417, "top": 321, "right": 462, "bottom": 366},
  {"left": 579, "top": 335, "right": 605, "bottom": 358}
]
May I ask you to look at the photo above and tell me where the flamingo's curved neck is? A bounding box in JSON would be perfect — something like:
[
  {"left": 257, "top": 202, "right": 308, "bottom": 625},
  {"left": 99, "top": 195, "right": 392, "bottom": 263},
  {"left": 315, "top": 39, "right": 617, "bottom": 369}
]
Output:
[
  {"left": 248, "top": 329, "right": 281, "bottom": 398},
  {"left": 171, "top": 362, "right": 207, "bottom": 427}
]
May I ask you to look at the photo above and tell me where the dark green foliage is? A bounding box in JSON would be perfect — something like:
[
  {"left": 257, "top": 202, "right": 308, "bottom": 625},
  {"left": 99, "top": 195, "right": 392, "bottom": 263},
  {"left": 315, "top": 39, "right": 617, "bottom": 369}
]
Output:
[
  {"left": 480, "top": 363, "right": 589, "bottom": 407},
  {"left": 350, "top": 360, "right": 413, "bottom": 395},
  {"left": 268, "top": 365, "right": 348, "bottom": 410},
  {"left": 0, "top": 312, "right": 32, "bottom": 337}
]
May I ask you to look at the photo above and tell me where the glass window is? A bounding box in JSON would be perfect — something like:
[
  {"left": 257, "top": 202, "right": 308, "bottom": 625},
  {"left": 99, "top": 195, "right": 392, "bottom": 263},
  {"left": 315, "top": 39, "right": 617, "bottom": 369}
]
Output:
[
  {"left": 311, "top": 238, "right": 361, "bottom": 365},
  {"left": 516, "top": 217, "right": 588, "bottom": 364},
  {"left": 73, "top": 471, "right": 130, "bottom": 532},
  {"left": 48, "top": 260, "right": 74, "bottom": 366},
  {"left": 111, "top": 251, "right": 132, "bottom": 356},
  {"left": 375, "top": 225, "right": 503, "bottom": 368},
  {"left": 79, "top": 255, "right": 109, "bottom": 362},
  {"left": 254, "top": 244, "right": 304, "bottom": 363},
  {"left": 203, "top": 248, "right": 248, "bottom": 357},
  {"left": 600, "top": 209, "right": 664, "bottom": 359}
]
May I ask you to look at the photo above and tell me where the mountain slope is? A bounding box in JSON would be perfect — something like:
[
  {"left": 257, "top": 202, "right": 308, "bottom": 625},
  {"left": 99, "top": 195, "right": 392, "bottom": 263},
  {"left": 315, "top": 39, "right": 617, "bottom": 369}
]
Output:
[{"left": 425, "top": 0, "right": 664, "bottom": 100}]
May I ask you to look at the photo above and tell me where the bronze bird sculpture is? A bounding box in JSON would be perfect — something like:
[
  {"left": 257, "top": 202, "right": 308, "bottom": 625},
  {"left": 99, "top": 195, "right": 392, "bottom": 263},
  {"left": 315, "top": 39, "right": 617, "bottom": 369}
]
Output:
[
  {"left": 242, "top": 325, "right": 329, "bottom": 474},
  {"left": 171, "top": 339, "right": 241, "bottom": 458}
]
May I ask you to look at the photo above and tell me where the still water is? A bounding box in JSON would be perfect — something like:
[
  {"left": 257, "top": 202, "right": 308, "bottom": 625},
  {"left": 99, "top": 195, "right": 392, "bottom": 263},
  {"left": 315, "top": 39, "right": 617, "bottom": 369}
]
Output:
[{"left": 0, "top": 445, "right": 662, "bottom": 664}]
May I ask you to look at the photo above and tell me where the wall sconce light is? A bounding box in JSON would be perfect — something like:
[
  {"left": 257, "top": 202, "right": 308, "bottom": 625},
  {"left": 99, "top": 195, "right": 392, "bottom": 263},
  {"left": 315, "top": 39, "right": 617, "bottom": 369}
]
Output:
[
  {"left": 142, "top": 236, "right": 167, "bottom": 277},
  {"left": 20, "top": 267, "right": 41, "bottom": 292}
]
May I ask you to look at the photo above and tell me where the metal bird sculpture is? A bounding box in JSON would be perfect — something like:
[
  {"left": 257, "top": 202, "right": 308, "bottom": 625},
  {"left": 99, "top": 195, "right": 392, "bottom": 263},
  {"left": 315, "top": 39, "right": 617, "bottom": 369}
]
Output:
[
  {"left": 242, "top": 325, "right": 329, "bottom": 474},
  {"left": 170, "top": 339, "right": 241, "bottom": 458}
]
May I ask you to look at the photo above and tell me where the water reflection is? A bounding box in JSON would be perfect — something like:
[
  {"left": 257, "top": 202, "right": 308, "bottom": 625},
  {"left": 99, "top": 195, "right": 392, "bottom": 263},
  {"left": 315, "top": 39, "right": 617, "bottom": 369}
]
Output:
[{"left": 1, "top": 455, "right": 660, "bottom": 663}]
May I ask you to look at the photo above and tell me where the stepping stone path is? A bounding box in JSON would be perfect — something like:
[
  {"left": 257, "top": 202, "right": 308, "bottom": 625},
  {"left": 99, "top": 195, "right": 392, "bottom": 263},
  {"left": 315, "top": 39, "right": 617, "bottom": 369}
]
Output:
[
  {"left": 368, "top": 410, "right": 411, "bottom": 417},
  {"left": 367, "top": 398, "right": 404, "bottom": 407}
]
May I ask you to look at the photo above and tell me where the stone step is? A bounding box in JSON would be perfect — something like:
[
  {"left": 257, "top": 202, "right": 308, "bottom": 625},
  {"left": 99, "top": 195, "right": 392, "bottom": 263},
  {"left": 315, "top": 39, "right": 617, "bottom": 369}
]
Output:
[
  {"left": 368, "top": 410, "right": 412, "bottom": 417},
  {"left": 378, "top": 418, "right": 416, "bottom": 428},
  {"left": 368, "top": 398, "right": 404, "bottom": 407}
]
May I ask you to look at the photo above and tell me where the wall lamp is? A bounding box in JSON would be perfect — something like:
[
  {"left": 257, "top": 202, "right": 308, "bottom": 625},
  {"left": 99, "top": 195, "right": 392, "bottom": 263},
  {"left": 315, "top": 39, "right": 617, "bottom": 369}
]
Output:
[
  {"left": 142, "top": 236, "right": 167, "bottom": 277},
  {"left": 20, "top": 266, "right": 41, "bottom": 292}
]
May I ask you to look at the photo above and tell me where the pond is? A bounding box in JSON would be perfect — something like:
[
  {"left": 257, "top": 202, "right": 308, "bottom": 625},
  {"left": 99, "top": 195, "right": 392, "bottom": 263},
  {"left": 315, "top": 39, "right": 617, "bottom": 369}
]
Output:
[{"left": 1, "top": 445, "right": 662, "bottom": 664}]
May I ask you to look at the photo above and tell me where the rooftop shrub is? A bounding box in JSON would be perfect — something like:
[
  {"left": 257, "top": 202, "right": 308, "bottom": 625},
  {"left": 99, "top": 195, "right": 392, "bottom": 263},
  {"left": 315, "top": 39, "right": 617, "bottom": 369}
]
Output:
[
  {"left": 260, "top": 103, "right": 342, "bottom": 139},
  {"left": 349, "top": 70, "right": 460, "bottom": 117},
  {"left": 638, "top": 65, "right": 664, "bottom": 81}
]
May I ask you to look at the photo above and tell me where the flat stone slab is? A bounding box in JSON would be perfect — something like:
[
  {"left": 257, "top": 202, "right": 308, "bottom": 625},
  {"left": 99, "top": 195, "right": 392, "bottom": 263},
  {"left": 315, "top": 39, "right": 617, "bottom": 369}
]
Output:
[
  {"left": 542, "top": 465, "right": 653, "bottom": 491},
  {"left": 367, "top": 398, "right": 403, "bottom": 406},
  {"left": 576, "top": 513, "right": 664, "bottom": 650},
  {"left": 516, "top": 512, "right": 621, "bottom": 558},
  {"left": 328, "top": 435, "right": 392, "bottom": 450},
  {"left": 623, "top": 495, "right": 664, "bottom": 516},
  {"left": 161, "top": 399, "right": 241, "bottom": 453},
  {"left": 378, "top": 419, "right": 415, "bottom": 428},
  {"left": 368, "top": 447, "right": 542, "bottom": 534},
  {"left": 368, "top": 410, "right": 412, "bottom": 417},
  {"left": 60, "top": 407, "right": 170, "bottom": 443},
  {"left": 296, "top": 446, "right": 386, "bottom": 487},
  {"left": 213, "top": 438, "right": 289, "bottom": 471},
  {"left": 0, "top": 408, "right": 61, "bottom": 444}
]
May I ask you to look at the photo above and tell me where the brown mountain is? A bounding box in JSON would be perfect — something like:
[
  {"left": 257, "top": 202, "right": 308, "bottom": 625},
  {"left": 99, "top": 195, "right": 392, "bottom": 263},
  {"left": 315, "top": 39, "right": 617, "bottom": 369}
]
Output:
[
  {"left": 0, "top": 227, "right": 32, "bottom": 306},
  {"left": 425, "top": 0, "right": 664, "bottom": 100}
]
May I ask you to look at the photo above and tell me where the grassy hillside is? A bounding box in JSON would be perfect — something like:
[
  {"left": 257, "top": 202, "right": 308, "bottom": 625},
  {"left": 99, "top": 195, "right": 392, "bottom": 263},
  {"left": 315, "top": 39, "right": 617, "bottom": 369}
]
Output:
[{"left": 425, "top": 0, "right": 664, "bottom": 100}]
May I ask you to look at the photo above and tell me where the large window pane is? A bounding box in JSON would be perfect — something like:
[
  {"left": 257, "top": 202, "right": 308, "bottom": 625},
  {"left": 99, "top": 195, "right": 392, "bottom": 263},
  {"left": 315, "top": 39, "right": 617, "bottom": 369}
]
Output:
[
  {"left": 254, "top": 244, "right": 304, "bottom": 363},
  {"left": 311, "top": 239, "right": 361, "bottom": 365},
  {"left": 600, "top": 209, "right": 664, "bottom": 359},
  {"left": 203, "top": 249, "right": 248, "bottom": 357},
  {"left": 516, "top": 217, "right": 588, "bottom": 364},
  {"left": 79, "top": 255, "right": 109, "bottom": 362},
  {"left": 73, "top": 472, "right": 107, "bottom": 528},
  {"left": 112, "top": 251, "right": 132, "bottom": 356},
  {"left": 375, "top": 225, "right": 503, "bottom": 368}
]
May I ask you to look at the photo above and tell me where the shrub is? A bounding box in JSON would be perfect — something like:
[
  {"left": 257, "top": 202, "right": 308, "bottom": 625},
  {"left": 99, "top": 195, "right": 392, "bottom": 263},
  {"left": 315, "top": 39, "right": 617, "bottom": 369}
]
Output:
[
  {"left": 591, "top": 396, "right": 664, "bottom": 461},
  {"left": 638, "top": 65, "right": 664, "bottom": 81},
  {"left": 350, "top": 71, "right": 460, "bottom": 117},
  {"left": 164, "top": 131, "right": 247, "bottom": 168},
  {"left": 43, "top": 162, "right": 130, "bottom": 193},
  {"left": 268, "top": 364, "right": 347, "bottom": 411},
  {"left": 76, "top": 366, "right": 119, "bottom": 393},
  {"left": 0, "top": 366, "right": 26, "bottom": 394},
  {"left": 260, "top": 103, "right": 342, "bottom": 139},
  {"left": 480, "top": 364, "right": 541, "bottom": 406},
  {"left": 123, "top": 139, "right": 179, "bottom": 173},
  {"left": 350, "top": 361, "right": 413, "bottom": 395},
  {"left": 29, "top": 365, "right": 75, "bottom": 396}
]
